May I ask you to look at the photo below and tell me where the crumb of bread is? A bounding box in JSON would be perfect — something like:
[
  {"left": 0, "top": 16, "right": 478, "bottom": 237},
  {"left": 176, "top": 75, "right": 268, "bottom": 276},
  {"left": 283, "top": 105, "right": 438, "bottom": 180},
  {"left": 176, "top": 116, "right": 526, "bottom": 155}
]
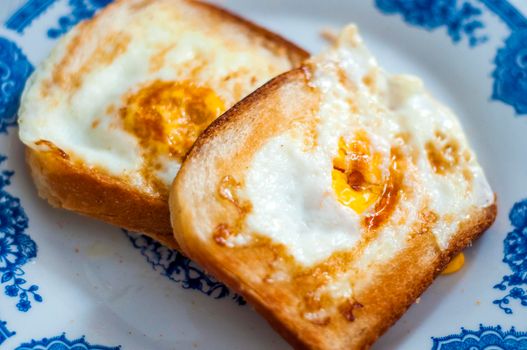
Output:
[{"left": 320, "top": 27, "right": 338, "bottom": 43}]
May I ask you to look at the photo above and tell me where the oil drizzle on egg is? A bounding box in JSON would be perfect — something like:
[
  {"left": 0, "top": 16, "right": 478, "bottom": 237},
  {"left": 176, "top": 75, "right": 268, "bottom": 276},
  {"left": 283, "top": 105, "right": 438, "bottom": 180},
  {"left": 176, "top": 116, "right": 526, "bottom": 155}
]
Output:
[
  {"left": 331, "top": 132, "right": 384, "bottom": 215},
  {"left": 331, "top": 132, "right": 404, "bottom": 230},
  {"left": 364, "top": 147, "right": 404, "bottom": 230},
  {"left": 120, "top": 80, "right": 225, "bottom": 192}
]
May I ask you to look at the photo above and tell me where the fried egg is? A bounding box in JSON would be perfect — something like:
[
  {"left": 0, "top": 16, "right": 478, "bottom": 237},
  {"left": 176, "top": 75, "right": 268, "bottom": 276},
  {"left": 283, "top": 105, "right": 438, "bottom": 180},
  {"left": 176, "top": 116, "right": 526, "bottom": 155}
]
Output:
[
  {"left": 226, "top": 25, "right": 494, "bottom": 270},
  {"left": 18, "top": 0, "right": 303, "bottom": 196},
  {"left": 169, "top": 24, "right": 496, "bottom": 335}
]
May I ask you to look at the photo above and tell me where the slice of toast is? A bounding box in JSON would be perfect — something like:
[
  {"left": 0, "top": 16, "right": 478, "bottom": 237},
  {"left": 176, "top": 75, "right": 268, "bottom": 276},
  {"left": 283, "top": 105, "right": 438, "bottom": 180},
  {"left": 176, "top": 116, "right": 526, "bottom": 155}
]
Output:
[
  {"left": 170, "top": 25, "right": 497, "bottom": 349},
  {"left": 18, "top": 0, "right": 308, "bottom": 249}
]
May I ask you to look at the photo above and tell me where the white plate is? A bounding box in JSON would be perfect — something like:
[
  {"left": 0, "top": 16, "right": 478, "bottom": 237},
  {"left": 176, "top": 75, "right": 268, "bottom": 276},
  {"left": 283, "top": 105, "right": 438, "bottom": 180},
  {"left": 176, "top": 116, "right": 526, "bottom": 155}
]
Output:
[{"left": 1, "top": 1, "right": 527, "bottom": 349}]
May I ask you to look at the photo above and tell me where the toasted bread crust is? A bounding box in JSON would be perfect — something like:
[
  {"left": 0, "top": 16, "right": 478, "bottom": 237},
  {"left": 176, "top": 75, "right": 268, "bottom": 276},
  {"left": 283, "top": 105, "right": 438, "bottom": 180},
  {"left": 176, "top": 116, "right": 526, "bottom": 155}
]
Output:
[
  {"left": 190, "top": 0, "right": 308, "bottom": 63},
  {"left": 27, "top": 148, "right": 178, "bottom": 248},
  {"left": 171, "top": 69, "right": 497, "bottom": 349},
  {"left": 24, "top": 0, "right": 308, "bottom": 249}
]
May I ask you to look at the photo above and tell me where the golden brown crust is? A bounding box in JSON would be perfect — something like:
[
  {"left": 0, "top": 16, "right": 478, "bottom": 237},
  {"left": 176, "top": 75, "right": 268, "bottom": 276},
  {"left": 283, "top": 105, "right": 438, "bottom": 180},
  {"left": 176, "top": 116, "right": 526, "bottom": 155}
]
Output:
[
  {"left": 27, "top": 148, "right": 178, "bottom": 248},
  {"left": 342, "top": 202, "right": 497, "bottom": 349},
  {"left": 24, "top": 0, "right": 308, "bottom": 249},
  {"left": 190, "top": 0, "right": 308, "bottom": 64},
  {"left": 170, "top": 69, "right": 498, "bottom": 350}
]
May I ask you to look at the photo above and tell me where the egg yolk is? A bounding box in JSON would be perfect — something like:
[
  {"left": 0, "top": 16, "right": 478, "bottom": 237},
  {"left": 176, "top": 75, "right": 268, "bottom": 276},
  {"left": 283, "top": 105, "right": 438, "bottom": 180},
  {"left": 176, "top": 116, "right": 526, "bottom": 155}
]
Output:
[
  {"left": 441, "top": 252, "right": 465, "bottom": 275},
  {"left": 331, "top": 134, "right": 384, "bottom": 214},
  {"left": 122, "top": 80, "right": 225, "bottom": 162}
]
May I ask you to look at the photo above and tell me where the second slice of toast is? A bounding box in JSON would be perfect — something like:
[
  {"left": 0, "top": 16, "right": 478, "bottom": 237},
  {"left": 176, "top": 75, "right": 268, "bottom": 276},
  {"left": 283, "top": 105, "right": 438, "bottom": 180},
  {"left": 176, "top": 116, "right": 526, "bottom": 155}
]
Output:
[
  {"left": 170, "top": 25, "right": 496, "bottom": 349},
  {"left": 18, "top": 0, "right": 308, "bottom": 249}
]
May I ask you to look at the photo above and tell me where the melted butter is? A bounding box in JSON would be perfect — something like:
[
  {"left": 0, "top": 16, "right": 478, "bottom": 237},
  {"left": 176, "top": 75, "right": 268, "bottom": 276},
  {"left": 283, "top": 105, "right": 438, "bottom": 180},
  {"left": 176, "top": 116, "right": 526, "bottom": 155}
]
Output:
[
  {"left": 122, "top": 80, "right": 225, "bottom": 163},
  {"left": 213, "top": 175, "right": 252, "bottom": 246}
]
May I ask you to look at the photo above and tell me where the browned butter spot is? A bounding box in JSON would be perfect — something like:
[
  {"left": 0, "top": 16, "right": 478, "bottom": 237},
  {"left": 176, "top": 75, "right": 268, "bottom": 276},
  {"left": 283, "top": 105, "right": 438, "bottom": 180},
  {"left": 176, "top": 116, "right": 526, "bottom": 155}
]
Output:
[
  {"left": 426, "top": 130, "right": 462, "bottom": 175},
  {"left": 149, "top": 45, "right": 174, "bottom": 73},
  {"left": 44, "top": 30, "right": 131, "bottom": 96},
  {"left": 218, "top": 175, "right": 240, "bottom": 206},
  {"left": 338, "top": 300, "right": 364, "bottom": 322},
  {"left": 130, "top": 0, "right": 153, "bottom": 11},
  {"left": 212, "top": 176, "right": 252, "bottom": 246},
  {"left": 212, "top": 224, "right": 234, "bottom": 247},
  {"left": 362, "top": 69, "right": 377, "bottom": 93},
  {"left": 35, "top": 140, "right": 69, "bottom": 159}
]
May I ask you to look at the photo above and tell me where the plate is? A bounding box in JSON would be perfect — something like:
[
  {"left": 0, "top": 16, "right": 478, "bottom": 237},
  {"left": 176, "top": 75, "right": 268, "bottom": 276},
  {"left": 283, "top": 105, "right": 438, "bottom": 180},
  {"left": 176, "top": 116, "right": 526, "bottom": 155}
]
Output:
[{"left": 1, "top": 1, "right": 527, "bottom": 349}]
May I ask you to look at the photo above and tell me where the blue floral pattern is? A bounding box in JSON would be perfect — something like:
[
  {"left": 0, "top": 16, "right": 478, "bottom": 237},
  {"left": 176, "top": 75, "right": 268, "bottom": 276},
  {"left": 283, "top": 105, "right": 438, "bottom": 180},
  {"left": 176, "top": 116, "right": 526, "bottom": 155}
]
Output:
[
  {"left": 492, "top": 29, "right": 527, "bottom": 114},
  {"left": 0, "top": 38, "right": 34, "bottom": 134},
  {"left": 375, "top": 0, "right": 488, "bottom": 46},
  {"left": 15, "top": 334, "right": 120, "bottom": 350},
  {"left": 432, "top": 325, "right": 527, "bottom": 349},
  {"left": 376, "top": 0, "right": 527, "bottom": 115},
  {"left": 126, "top": 231, "right": 246, "bottom": 305},
  {"left": 0, "top": 0, "right": 526, "bottom": 347},
  {"left": 5, "top": 0, "right": 57, "bottom": 34},
  {"left": 0, "top": 155, "right": 41, "bottom": 312},
  {"left": 480, "top": 0, "right": 527, "bottom": 115},
  {"left": 0, "top": 320, "right": 15, "bottom": 346},
  {"left": 494, "top": 198, "right": 527, "bottom": 314},
  {"left": 47, "top": 0, "right": 112, "bottom": 38}
]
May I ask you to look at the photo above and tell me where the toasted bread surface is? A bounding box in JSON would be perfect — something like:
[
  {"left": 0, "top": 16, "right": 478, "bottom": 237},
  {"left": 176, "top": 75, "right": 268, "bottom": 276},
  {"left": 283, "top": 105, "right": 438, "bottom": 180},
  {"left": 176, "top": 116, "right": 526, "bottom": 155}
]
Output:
[
  {"left": 171, "top": 61, "right": 497, "bottom": 349},
  {"left": 20, "top": 0, "right": 308, "bottom": 248}
]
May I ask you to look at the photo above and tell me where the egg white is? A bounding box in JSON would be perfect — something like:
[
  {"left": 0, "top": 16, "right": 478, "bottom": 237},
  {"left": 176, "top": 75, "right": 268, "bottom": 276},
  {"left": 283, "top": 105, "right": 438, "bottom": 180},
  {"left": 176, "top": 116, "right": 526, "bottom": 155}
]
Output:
[{"left": 240, "top": 25, "right": 494, "bottom": 267}]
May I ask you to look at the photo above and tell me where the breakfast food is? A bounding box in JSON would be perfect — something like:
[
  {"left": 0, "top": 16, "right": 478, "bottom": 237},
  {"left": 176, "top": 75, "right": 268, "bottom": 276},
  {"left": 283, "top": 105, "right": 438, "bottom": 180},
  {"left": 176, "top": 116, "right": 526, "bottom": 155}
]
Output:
[
  {"left": 18, "top": 0, "right": 308, "bottom": 248},
  {"left": 170, "top": 25, "right": 497, "bottom": 349}
]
